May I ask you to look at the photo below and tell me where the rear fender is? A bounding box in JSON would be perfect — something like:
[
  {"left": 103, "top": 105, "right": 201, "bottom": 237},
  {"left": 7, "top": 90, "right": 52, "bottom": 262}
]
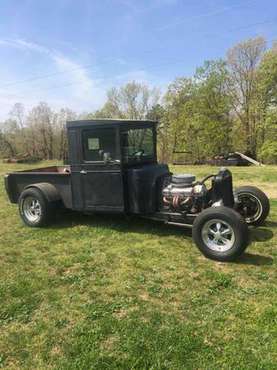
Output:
[{"left": 24, "top": 183, "right": 61, "bottom": 203}]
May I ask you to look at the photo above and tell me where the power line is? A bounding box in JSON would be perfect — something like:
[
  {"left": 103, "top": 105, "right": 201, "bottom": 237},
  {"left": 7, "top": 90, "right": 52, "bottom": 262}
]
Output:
[
  {"left": 1, "top": 57, "right": 126, "bottom": 88},
  {"left": 219, "top": 19, "right": 277, "bottom": 35},
  {"left": 157, "top": 0, "right": 258, "bottom": 32},
  {"left": 1, "top": 62, "right": 95, "bottom": 88}
]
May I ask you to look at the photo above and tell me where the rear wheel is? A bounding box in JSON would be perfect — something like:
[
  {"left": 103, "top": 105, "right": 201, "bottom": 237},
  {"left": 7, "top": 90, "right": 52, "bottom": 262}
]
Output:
[
  {"left": 19, "top": 188, "right": 55, "bottom": 227},
  {"left": 234, "top": 186, "right": 270, "bottom": 226},
  {"left": 192, "top": 207, "right": 249, "bottom": 262}
]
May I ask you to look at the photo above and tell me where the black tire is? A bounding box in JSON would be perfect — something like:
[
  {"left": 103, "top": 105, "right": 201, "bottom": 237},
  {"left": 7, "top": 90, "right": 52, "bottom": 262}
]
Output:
[
  {"left": 18, "top": 188, "right": 55, "bottom": 227},
  {"left": 234, "top": 186, "right": 270, "bottom": 226},
  {"left": 192, "top": 206, "right": 249, "bottom": 262}
]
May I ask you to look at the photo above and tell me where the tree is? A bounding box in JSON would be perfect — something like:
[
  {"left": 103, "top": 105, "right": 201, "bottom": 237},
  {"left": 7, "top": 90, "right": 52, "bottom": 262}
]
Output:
[
  {"left": 92, "top": 81, "right": 160, "bottom": 120},
  {"left": 120, "top": 81, "right": 160, "bottom": 119},
  {"left": 9, "top": 103, "right": 30, "bottom": 155},
  {"left": 26, "top": 103, "right": 54, "bottom": 159},
  {"left": 55, "top": 108, "right": 77, "bottom": 160},
  {"left": 194, "top": 60, "right": 233, "bottom": 156},
  {"left": 146, "top": 104, "right": 169, "bottom": 161},
  {"left": 93, "top": 87, "right": 124, "bottom": 118},
  {"left": 227, "top": 37, "right": 266, "bottom": 157},
  {"left": 258, "top": 42, "right": 277, "bottom": 106},
  {"left": 163, "top": 78, "right": 195, "bottom": 161},
  {"left": 163, "top": 61, "right": 232, "bottom": 163},
  {"left": 0, "top": 129, "right": 17, "bottom": 157}
]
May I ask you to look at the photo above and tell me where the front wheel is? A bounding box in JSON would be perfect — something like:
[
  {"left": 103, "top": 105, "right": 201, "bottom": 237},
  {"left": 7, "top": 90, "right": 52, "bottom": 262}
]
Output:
[
  {"left": 192, "top": 207, "right": 249, "bottom": 262},
  {"left": 234, "top": 186, "right": 270, "bottom": 226}
]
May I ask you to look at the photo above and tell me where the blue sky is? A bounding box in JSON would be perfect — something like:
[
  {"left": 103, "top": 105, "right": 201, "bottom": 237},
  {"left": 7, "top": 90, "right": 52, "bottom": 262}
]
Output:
[{"left": 0, "top": 0, "right": 276, "bottom": 119}]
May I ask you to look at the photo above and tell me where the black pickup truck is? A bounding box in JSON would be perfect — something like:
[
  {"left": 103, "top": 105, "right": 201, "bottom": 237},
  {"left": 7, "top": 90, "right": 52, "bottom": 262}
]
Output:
[{"left": 5, "top": 119, "right": 270, "bottom": 262}]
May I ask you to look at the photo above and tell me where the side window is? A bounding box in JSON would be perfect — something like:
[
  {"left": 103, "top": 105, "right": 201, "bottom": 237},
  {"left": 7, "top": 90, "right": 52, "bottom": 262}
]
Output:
[
  {"left": 121, "top": 127, "right": 155, "bottom": 163},
  {"left": 83, "top": 128, "right": 117, "bottom": 162}
]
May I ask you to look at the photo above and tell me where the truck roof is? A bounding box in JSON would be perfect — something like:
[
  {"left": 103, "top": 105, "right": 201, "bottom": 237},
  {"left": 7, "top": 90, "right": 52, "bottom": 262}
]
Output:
[{"left": 66, "top": 119, "right": 157, "bottom": 129}]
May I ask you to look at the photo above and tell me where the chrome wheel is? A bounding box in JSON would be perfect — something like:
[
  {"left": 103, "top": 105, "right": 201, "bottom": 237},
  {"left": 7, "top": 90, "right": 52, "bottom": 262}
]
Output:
[
  {"left": 237, "top": 193, "right": 262, "bottom": 224},
  {"left": 22, "top": 196, "right": 42, "bottom": 223},
  {"left": 201, "top": 219, "right": 235, "bottom": 252}
]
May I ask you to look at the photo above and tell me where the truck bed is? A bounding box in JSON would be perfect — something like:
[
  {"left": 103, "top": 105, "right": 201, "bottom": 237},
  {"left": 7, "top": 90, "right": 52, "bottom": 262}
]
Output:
[{"left": 5, "top": 166, "right": 72, "bottom": 208}]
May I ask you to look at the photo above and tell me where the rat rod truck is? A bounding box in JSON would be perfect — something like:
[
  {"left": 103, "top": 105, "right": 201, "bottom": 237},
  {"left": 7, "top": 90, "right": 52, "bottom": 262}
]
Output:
[{"left": 5, "top": 119, "right": 270, "bottom": 262}]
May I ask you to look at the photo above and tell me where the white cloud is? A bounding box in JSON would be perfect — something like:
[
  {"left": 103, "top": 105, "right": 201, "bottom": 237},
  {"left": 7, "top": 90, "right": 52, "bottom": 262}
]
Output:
[
  {"left": 0, "top": 38, "right": 109, "bottom": 119},
  {"left": 0, "top": 38, "right": 50, "bottom": 54},
  {"left": 52, "top": 54, "right": 95, "bottom": 102}
]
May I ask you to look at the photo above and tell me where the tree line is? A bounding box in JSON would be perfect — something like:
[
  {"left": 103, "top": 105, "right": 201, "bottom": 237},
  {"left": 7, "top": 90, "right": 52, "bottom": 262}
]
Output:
[{"left": 1, "top": 36, "right": 277, "bottom": 163}]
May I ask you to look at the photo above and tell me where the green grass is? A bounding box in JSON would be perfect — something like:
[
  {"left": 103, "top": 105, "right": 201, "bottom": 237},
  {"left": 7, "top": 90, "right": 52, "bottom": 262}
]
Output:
[{"left": 0, "top": 161, "right": 276, "bottom": 369}]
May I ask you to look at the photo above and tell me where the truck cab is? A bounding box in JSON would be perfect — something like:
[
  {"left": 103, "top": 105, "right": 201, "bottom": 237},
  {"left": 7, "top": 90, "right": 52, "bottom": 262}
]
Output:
[{"left": 67, "top": 119, "right": 169, "bottom": 214}]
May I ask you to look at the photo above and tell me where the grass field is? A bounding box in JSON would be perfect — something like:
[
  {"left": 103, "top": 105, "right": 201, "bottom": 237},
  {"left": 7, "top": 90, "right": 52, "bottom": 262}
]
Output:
[{"left": 0, "top": 162, "right": 276, "bottom": 369}]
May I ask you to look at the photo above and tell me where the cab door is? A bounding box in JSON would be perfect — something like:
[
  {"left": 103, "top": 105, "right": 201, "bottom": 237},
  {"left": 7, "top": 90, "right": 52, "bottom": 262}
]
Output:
[{"left": 80, "top": 127, "right": 124, "bottom": 212}]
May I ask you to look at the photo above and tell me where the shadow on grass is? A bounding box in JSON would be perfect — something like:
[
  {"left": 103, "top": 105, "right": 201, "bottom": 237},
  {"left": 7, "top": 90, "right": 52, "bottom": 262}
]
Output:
[
  {"left": 48, "top": 211, "right": 274, "bottom": 265},
  {"left": 50, "top": 210, "right": 275, "bottom": 243},
  {"left": 237, "top": 253, "right": 273, "bottom": 266},
  {"left": 250, "top": 227, "right": 274, "bottom": 242},
  {"left": 265, "top": 220, "right": 277, "bottom": 228},
  {"left": 50, "top": 210, "right": 191, "bottom": 238},
  {"left": 46, "top": 211, "right": 273, "bottom": 266}
]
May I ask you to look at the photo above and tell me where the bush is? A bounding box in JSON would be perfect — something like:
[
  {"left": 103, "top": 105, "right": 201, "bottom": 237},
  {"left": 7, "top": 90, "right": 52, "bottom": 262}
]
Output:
[{"left": 258, "top": 141, "right": 277, "bottom": 164}]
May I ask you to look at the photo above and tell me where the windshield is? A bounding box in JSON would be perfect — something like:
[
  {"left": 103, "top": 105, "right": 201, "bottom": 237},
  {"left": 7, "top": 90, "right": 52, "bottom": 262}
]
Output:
[{"left": 122, "top": 127, "right": 155, "bottom": 163}]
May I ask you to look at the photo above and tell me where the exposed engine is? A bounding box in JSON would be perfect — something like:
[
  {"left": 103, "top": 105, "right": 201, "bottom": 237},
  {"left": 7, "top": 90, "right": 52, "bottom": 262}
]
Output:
[{"left": 162, "top": 174, "right": 208, "bottom": 213}]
